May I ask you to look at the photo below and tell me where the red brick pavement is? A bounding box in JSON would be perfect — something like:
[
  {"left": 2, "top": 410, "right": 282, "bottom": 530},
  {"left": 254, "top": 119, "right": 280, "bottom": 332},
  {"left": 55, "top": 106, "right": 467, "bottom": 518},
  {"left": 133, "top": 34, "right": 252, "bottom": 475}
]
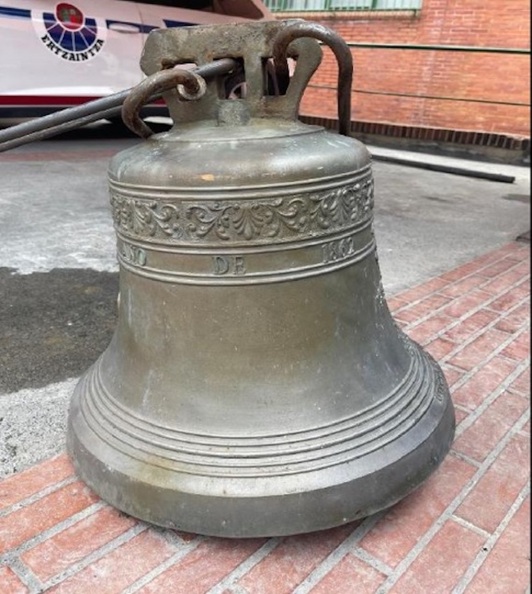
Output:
[{"left": 0, "top": 242, "right": 529, "bottom": 594}]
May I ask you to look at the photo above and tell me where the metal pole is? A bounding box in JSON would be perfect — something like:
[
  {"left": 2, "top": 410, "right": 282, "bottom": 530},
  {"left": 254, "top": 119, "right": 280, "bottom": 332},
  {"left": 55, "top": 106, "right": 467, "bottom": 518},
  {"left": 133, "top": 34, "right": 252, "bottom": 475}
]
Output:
[
  {"left": 0, "top": 99, "right": 127, "bottom": 152},
  {"left": 343, "top": 42, "right": 530, "bottom": 54},
  {"left": 0, "top": 59, "right": 237, "bottom": 153},
  {"left": 307, "top": 83, "right": 530, "bottom": 108}
]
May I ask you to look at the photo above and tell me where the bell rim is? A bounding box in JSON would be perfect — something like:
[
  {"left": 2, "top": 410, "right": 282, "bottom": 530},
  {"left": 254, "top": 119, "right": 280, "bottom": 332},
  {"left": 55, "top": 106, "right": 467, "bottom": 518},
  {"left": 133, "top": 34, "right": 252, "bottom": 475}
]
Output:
[{"left": 67, "top": 392, "right": 455, "bottom": 537}]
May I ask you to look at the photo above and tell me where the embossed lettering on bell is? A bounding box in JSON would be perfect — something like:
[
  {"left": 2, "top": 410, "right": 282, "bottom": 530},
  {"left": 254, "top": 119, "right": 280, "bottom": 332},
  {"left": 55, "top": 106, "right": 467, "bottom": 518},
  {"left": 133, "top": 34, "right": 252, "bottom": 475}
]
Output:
[{"left": 67, "top": 20, "right": 455, "bottom": 537}]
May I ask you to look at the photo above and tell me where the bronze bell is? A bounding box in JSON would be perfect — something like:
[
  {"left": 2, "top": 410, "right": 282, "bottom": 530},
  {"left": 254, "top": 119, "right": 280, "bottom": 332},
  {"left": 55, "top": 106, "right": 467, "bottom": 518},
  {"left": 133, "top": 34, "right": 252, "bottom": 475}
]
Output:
[{"left": 67, "top": 20, "right": 455, "bottom": 537}]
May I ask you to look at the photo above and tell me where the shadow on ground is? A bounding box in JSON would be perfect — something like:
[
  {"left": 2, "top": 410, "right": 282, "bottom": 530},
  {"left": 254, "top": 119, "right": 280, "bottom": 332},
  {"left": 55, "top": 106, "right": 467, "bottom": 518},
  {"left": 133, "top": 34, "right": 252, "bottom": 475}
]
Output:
[{"left": 0, "top": 268, "right": 118, "bottom": 393}]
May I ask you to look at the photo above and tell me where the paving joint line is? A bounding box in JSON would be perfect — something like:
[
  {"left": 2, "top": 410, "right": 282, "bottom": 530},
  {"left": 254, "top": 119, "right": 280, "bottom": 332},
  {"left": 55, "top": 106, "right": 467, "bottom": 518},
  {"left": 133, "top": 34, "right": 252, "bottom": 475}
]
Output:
[
  {"left": 442, "top": 363, "right": 467, "bottom": 374},
  {"left": 207, "top": 537, "right": 282, "bottom": 594},
  {"left": 391, "top": 253, "right": 514, "bottom": 308},
  {"left": 0, "top": 474, "right": 78, "bottom": 518},
  {"left": 223, "top": 585, "right": 252, "bottom": 594},
  {"left": 508, "top": 385, "right": 531, "bottom": 400},
  {"left": 6, "top": 557, "right": 44, "bottom": 594},
  {"left": 451, "top": 349, "right": 529, "bottom": 402},
  {"left": 373, "top": 410, "right": 530, "bottom": 593},
  {"left": 401, "top": 273, "right": 529, "bottom": 339},
  {"left": 392, "top": 254, "right": 527, "bottom": 318},
  {"left": 517, "top": 425, "right": 531, "bottom": 436},
  {"left": 449, "top": 449, "right": 482, "bottom": 469},
  {"left": 443, "top": 372, "right": 470, "bottom": 389},
  {"left": 454, "top": 360, "right": 530, "bottom": 438},
  {"left": 290, "top": 511, "right": 387, "bottom": 594},
  {"left": 122, "top": 533, "right": 206, "bottom": 594},
  {"left": 453, "top": 403, "right": 471, "bottom": 414},
  {"left": 450, "top": 515, "right": 492, "bottom": 540},
  {"left": 399, "top": 293, "right": 529, "bottom": 392},
  {"left": 451, "top": 482, "right": 531, "bottom": 594},
  {"left": 0, "top": 501, "right": 106, "bottom": 565},
  {"left": 482, "top": 274, "right": 531, "bottom": 295},
  {"left": 38, "top": 523, "right": 148, "bottom": 592},
  {"left": 411, "top": 293, "right": 529, "bottom": 363},
  {"left": 351, "top": 546, "right": 394, "bottom": 577}
]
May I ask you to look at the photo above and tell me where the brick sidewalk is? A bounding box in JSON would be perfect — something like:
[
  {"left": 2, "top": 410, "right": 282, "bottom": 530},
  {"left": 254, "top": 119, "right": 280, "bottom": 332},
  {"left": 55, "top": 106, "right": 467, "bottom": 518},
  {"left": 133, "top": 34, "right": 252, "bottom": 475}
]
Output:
[{"left": 1, "top": 242, "right": 530, "bottom": 594}]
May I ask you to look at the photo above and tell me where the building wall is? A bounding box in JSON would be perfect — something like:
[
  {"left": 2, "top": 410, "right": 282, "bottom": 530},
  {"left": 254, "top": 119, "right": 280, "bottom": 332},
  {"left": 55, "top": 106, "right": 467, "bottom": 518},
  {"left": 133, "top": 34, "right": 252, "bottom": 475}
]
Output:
[{"left": 276, "top": 0, "right": 530, "bottom": 138}]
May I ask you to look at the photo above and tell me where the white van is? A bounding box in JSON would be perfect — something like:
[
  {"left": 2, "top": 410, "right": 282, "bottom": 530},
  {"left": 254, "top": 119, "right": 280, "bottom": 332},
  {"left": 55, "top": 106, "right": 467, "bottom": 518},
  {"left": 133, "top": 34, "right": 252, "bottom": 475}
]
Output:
[{"left": 0, "top": 1, "right": 272, "bottom": 118}]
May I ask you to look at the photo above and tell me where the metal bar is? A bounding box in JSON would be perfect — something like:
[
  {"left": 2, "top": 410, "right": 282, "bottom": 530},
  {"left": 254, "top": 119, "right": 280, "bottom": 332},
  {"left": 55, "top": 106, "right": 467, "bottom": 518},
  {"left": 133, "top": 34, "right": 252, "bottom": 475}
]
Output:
[
  {"left": 343, "top": 42, "right": 530, "bottom": 54},
  {"left": 272, "top": 22, "right": 353, "bottom": 136},
  {"left": 0, "top": 59, "right": 237, "bottom": 153},
  {"left": 0, "top": 95, "right": 128, "bottom": 152},
  {"left": 355, "top": 88, "right": 529, "bottom": 107},
  {"left": 372, "top": 153, "right": 516, "bottom": 183},
  {"left": 307, "top": 83, "right": 531, "bottom": 107}
]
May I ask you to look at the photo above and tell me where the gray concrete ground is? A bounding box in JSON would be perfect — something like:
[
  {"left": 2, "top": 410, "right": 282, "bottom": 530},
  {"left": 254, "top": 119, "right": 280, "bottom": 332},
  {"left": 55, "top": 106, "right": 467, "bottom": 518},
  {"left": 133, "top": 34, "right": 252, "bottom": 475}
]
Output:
[{"left": 0, "top": 124, "right": 530, "bottom": 476}]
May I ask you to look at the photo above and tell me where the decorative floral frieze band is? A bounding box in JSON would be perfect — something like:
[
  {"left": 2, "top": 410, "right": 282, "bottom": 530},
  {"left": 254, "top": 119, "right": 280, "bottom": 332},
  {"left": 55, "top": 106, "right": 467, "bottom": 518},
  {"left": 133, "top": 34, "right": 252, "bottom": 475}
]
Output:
[{"left": 110, "top": 176, "right": 374, "bottom": 245}]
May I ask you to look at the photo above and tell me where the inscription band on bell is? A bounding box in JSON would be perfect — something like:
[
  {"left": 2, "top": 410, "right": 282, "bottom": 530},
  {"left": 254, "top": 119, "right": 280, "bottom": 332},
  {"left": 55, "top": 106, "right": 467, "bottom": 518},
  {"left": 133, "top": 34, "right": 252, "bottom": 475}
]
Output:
[
  {"left": 112, "top": 171, "right": 376, "bottom": 284},
  {"left": 109, "top": 168, "right": 374, "bottom": 246}
]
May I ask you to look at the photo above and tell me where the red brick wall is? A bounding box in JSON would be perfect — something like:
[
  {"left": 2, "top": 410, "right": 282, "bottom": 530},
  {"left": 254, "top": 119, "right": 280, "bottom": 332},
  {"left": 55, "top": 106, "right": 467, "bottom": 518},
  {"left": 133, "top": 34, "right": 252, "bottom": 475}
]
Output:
[{"left": 276, "top": 0, "right": 530, "bottom": 137}]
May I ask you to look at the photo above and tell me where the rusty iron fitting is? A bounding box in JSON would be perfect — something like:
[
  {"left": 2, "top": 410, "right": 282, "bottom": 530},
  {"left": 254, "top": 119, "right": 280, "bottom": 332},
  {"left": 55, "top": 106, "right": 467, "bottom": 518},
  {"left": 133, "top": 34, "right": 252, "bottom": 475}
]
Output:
[
  {"left": 121, "top": 68, "right": 207, "bottom": 138},
  {"left": 272, "top": 21, "right": 353, "bottom": 137},
  {"left": 121, "top": 58, "right": 239, "bottom": 139}
]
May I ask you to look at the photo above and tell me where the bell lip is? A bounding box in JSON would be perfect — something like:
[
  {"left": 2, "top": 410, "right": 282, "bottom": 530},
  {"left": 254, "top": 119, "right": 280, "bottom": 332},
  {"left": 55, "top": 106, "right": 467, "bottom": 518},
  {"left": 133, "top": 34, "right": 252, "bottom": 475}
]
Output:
[{"left": 66, "top": 392, "right": 455, "bottom": 538}]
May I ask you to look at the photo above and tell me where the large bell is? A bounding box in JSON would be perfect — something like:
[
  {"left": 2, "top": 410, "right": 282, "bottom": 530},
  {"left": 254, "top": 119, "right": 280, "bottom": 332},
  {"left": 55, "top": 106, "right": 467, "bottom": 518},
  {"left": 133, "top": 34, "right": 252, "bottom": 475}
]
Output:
[{"left": 67, "top": 20, "right": 455, "bottom": 537}]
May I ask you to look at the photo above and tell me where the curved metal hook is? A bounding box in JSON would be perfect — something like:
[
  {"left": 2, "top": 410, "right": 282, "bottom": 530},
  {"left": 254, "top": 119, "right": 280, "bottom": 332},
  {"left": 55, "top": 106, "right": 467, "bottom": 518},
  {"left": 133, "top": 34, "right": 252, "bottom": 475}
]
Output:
[
  {"left": 122, "top": 68, "right": 206, "bottom": 138},
  {"left": 272, "top": 22, "right": 353, "bottom": 136}
]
